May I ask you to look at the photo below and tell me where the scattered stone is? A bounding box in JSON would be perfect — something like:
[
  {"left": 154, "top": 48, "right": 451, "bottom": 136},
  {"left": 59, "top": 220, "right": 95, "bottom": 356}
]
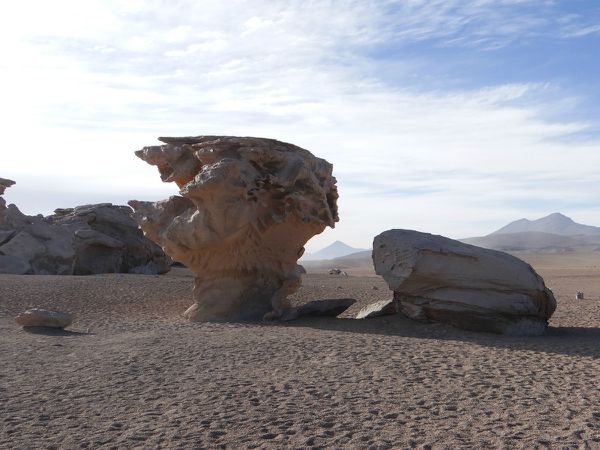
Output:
[
  {"left": 15, "top": 309, "right": 73, "bottom": 329},
  {"left": 356, "top": 299, "right": 398, "bottom": 319},
  {"left": 373, "top": 229, "right": 557, "bottom": 335},
  {"left": 129, "top": 136, "right": 339, "bottom": 321},
  {"left": 576, "top": 291, "right": 584, "bottom": 300}
]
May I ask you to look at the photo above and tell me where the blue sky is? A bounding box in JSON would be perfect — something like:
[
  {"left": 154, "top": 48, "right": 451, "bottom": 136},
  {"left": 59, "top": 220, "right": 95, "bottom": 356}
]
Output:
[{"left": 1, "top": 0, "right": 599, "bottom": 251}]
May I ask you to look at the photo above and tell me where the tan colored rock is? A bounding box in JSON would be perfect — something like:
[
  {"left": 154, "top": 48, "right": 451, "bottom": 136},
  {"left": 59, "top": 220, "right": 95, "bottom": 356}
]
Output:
[
  {"left": 373, "top": 229, "right": 557, "bottom": 335},
  {"left": 129, "top": 136, "right": 339, "bottom": 321},
  {"left": 15, "top": 308, "right": 73, "bottom": 328}
]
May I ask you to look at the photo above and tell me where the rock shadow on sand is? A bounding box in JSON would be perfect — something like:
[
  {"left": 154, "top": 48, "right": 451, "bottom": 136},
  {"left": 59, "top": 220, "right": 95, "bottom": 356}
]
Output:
[
  {"left": 282, "top": 313, "right": 600, "bottom": 359},
  {"left": 21, "top": 326, "right": 92, "bottom": 337}
]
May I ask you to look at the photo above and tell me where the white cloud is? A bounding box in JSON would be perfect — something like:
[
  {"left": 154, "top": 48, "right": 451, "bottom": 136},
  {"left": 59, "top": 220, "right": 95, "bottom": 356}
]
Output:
[{"left": 1, "top": 0, "right": 599, "bottom": 252}]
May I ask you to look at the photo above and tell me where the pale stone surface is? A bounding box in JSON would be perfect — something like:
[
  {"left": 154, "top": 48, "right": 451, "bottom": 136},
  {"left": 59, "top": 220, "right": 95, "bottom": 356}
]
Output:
[
  {"left": 373, "top": 229, "right": 557, "bottom": 335},
  {"left": 355, "top": 299, "right": 398, "bottom": 319},
  {"left": 0, "top": 189, "right": 170, "bottom": 275},
  {"left": 129, "top": 135, "right": 339, "bottom": 321},
  {"left": 15, "top": 308, "right": 73, "bottom": 328}
]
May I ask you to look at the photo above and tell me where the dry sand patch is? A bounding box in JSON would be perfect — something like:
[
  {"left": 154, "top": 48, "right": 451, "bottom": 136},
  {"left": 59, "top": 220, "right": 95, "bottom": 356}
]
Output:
[{"left": 1, "top": 253, "right": 600, "bottom": 448}]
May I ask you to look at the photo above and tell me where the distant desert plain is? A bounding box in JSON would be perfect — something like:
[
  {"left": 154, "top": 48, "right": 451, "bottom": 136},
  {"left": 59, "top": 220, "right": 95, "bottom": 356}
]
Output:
[{"left": 2, "top": 244, "right": 600, "bottom": 448}]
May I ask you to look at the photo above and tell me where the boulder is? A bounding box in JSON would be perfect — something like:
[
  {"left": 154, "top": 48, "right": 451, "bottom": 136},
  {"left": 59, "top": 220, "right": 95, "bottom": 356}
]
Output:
[
  {"left": 0, "top": 231, "right": 46, "bottom": 261},
  {"left": 0, "top": 255, "right": 31, "bottom": 274},
  {"left": 0, "top": 181, "right": 171, "bottom": 275},
  {"left": 15, "top": 308, "right": 73, "bottom": 328},
  {"left": 355, "top": 299, "right": 398, "bottom": 319},
  {"left": 373, "top": 229, "right": 556, "bottom": 335},
  {"left": 277, "top": 298, "right": 356, "bottom": 321},
  {"left": 129, "top": 135, "right": 339, "bottom": 321}
]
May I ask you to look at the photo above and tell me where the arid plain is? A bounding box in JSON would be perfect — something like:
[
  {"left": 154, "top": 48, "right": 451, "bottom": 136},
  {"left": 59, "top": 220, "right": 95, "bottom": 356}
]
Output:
[{"left": 1, "top": 251, "right": 600, "bottom": 449}]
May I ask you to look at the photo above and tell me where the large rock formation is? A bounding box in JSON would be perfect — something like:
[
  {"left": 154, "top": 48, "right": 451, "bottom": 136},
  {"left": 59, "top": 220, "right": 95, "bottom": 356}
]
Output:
[
  {"left": 0, "top": 182, "right": 170, "bottom": 275},
  {"left": 129, "top": 135, "right": 339, "bottom": 321},
  {"left": 373, "top": 229, "right": 556, "bottom": 335}
]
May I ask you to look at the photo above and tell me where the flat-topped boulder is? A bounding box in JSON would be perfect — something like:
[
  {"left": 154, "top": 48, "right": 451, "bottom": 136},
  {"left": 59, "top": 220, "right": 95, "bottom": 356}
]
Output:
[{"left": 373, "top": 229, "right": 556, "bottom": 335}]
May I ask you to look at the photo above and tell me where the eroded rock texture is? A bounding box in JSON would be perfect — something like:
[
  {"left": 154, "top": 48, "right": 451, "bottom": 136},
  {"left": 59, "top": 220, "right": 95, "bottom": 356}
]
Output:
[
  {"left": 129, "top": 136, "right": 339, "bottom": 321},
  {"left": 0, "top": 187, "right": 170, "bottom": 275},
  {"left": 373, "top": 230, "right": 556, "bottom": 335},
  {"left": 0, "top": 178, "right": 15, "bottom": 224}
]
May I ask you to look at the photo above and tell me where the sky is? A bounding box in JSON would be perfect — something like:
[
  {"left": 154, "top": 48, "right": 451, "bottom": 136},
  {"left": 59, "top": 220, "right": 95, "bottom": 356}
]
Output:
[{"left": 1, "top": 0, "right": 599, "bottom": 252}]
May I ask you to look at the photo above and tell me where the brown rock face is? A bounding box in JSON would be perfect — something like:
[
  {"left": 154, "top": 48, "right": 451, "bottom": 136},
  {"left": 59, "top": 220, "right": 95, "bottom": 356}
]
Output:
[
  {"left": 129, "top": 136, "right": 339, "bottom": 321},
  {"left": 373, "top": 229, "right": 557, "bottom": 335}
]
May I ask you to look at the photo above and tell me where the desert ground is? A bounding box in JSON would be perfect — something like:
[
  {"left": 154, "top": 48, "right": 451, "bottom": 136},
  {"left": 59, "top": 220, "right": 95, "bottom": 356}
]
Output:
[{"left": 1, "top": 252, "right": 600, "bottom": 449}]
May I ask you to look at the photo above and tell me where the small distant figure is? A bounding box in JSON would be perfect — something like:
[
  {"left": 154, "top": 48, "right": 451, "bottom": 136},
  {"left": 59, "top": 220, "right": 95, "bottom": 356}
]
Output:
[
  {"left": 576, "top": 291, "right": 584, "bottom": 300},
  {"left": 329, "top": 268, "right": 342, "bottom": 275}
]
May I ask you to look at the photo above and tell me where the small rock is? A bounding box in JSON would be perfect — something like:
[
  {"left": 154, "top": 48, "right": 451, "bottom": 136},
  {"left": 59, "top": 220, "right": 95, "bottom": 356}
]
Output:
[
  {"left": 356, "top": 299, "right": 398, "bottom": 319},
  {"left": 15, "top": 308, "right": 73, "bottom": 329},
  {"left": 280, "top": 298, "right": 356, "bottom": 321}
]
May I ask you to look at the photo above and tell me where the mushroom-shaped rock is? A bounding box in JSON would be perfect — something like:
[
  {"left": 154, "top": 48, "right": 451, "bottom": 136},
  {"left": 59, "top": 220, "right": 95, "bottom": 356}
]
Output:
[
  {"left": 373, "top": 229, "right": 556, "bottom": 335},
  {"left": 15, "top": 308, "right": 73, "bottom": 329},
  {"left": 129, "top": 135, "right": 339, "bottom": 321}
]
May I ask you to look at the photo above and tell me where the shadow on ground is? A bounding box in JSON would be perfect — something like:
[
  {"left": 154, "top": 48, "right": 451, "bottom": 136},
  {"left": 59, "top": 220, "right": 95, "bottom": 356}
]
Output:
[
  {"left": 279, "top": 313, "right": 600, "bottom": 359},
  {"left": 21, "top": 326, "right": 92, "bottom": 336}
]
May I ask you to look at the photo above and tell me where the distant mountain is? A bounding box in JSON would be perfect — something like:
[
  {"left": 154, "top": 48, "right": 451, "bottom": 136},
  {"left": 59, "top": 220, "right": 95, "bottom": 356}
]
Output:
[
  {"left": 491, "top": 212, "right": 600, "bottom": 236},
  {"left": 461, "top": 231, "right": 598, "bottom": 252},
  {"left": 302, "top": 241, "right": 368, "bottom": 261},
  {"left": 462, "top": 213, "right": 600, "bottom": 252},
  {"left": 301, "top": 249, "right": 374, "bottom": 274}
]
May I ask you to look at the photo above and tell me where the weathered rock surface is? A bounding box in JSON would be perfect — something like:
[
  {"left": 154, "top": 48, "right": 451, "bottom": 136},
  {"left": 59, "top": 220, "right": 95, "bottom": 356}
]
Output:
[
  {"left": 129, "top": 135, "right": 339, "bottom": 321},
  {"left": 0, "top": 178, "right": 15, "bottom": 224},
  {"left": 277, "top": 298, "right": 356, "bottom": 321},
  {"left": 355, "top": 299, "right": 398, "bottom": 319},
  {"left": 373, "top": 229, "right": 557, "bottom": 335},
  {"left": 0, "top": 182, "right": 170, "bottom": 275},
  {"left": 15, "top": 308, "right": 73, "bottom": 328}
]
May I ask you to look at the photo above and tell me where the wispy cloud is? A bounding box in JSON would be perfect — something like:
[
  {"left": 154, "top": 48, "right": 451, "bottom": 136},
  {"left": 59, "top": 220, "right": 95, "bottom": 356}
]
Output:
[{"left": 1, "top": 0, "right": 599, "bottom": 250}]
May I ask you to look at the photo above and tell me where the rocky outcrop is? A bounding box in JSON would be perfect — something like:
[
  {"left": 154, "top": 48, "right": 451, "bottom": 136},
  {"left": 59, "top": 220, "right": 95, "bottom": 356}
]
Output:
[
  {"left": 0, "top": 188, "right": 170, "bottom": 275},
  {"left": 15, "top": 308, "right": 73, "bottom": 328},
  {"left": 0, "top": 178, "right": 15, "bottom": 224},
  {"left": 373, "top": 230, "right": 556, "bottom": 335},
  {"left": 129, "top": 135, "right": 339, "bottom": 321}
]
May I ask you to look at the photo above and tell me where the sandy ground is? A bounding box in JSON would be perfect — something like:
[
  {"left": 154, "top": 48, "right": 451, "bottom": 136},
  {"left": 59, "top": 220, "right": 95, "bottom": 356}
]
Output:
[{"left": 1, "top": 253, "right": 600, "bottom": 449}]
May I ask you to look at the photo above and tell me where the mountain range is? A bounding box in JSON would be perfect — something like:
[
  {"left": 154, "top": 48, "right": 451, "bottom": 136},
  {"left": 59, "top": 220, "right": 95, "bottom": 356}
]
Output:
[
  {"left": 303, "top": 213, "right": 600, "bottom": 271},
  {"left": 463, "top": 213, "right": 600, "bottom": 252}
]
